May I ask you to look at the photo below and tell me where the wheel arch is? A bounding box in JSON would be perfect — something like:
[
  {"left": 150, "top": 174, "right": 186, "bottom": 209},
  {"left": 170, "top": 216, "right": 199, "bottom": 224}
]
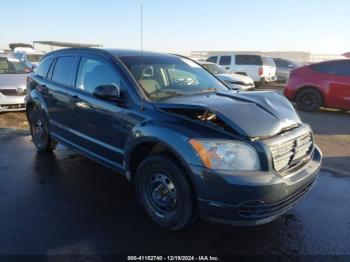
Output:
[
  {"left": 26, "top": 89, "right": 50, "bottom": 120},
  {"left": 125, "top": 138, "right": 197, "bottom": 195}
]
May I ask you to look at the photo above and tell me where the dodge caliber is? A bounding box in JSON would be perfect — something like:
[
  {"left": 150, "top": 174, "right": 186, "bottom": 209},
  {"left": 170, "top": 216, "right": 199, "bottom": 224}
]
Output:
[{"left": 26, "top": 48, "right": 322, "bottom": 230}]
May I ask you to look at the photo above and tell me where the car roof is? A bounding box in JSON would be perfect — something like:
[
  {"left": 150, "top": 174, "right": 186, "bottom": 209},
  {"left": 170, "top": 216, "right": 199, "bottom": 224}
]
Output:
[
  {"left": 309, "top": 58, "right": 350, "bottom": 66},
  {"left": 43, "top": 48, "right": 178, "bottom": 59}
]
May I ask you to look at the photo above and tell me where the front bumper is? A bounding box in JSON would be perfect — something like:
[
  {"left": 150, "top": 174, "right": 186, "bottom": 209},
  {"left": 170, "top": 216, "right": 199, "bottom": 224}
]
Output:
[
  {"left": 190, "top": 146, "right": 322, "bottom": 226},
  {"left": 0, "top": 95, "right": 26, "bottom": 112}
]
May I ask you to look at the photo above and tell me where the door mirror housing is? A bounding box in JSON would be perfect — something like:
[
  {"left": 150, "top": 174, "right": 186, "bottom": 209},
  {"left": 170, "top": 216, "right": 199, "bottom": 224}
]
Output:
[{"left": 93, "top": 84, "right": 122, "bottom": 102}]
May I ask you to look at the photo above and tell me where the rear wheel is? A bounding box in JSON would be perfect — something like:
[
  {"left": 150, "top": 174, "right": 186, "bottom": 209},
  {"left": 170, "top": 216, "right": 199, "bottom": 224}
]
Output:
[
  {"left": 135, "top": 154, "right": 195, "bottom": 230},
  {"left": 28, "top": 106, "right": 57, "bottom": 152},
  {"left": 296, "top": 88, "right": 323, "bottom": 112}
]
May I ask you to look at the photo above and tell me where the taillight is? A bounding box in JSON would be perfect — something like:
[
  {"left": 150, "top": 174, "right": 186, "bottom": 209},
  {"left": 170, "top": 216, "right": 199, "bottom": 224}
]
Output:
[{"left": 258, "top": 67, "right": 263, "bottom": 76}]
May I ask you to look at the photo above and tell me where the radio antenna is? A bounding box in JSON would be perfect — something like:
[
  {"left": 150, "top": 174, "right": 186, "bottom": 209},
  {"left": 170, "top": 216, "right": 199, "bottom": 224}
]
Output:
[
  {"left": 140, "top": 0, "right": 145, "bottom": 110},
  {"left": 140, "top": 0, "right": 143, "bottom": 66}
]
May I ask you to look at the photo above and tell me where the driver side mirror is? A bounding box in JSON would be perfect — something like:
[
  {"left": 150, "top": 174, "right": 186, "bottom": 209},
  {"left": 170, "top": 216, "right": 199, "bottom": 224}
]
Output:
[{"left": 93, "top": 84, "right": 123, "bottom": 103}]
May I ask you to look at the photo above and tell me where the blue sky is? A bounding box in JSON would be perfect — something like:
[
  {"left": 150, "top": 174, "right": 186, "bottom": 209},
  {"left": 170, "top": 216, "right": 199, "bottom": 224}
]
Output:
[{"left": 1, "top": 0, "right": 349, "bottom": 54}]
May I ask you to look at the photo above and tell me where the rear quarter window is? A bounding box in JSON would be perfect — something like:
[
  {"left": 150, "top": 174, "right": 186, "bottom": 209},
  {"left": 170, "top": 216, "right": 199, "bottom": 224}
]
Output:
[
  {"left": 36, "top": 57, "right": 53, "bottom": 78},
  {"left": 235, "top": 55, "right": 262, "bottom": 65}
]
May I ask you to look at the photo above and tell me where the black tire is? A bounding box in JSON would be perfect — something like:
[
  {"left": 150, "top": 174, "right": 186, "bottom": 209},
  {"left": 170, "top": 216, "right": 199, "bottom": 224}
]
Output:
[
  {"left": 296, "top": 88, "right": 323, "bottom": 112},
  {"left": 27, "top": 105, "right": 57, "bottom": 152},
  {"left": 135, "top": 154, "right": 195, "bottom": 230}
]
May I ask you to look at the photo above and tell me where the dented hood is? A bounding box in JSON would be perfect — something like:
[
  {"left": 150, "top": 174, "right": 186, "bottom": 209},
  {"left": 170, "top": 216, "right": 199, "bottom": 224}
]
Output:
[{"left": 158, "top": 91, "right": 301, "bottom": 138}]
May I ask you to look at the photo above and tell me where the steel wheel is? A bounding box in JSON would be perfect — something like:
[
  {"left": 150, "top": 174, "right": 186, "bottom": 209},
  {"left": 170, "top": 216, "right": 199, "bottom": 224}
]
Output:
[
  {"left": 146, "top": 173, "right": 178, "bottom": 214},
  {"left": 135, "top": 154, "right": 196, "bottom": 230},
  {"left": 27, "top": 106, "right": 57, "bottom": 152},
  {"left": 32, "top": 117, "right": 46, "bottom": 147}
]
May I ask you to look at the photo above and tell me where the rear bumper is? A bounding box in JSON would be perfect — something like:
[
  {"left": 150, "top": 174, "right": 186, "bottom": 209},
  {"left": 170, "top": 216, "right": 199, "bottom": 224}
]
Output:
[
  {"left": 190, "top": 146, "right": 322, "bottom": 226},
  {"left": 260, "top": 76, "right": 277, "bottom": 83}
]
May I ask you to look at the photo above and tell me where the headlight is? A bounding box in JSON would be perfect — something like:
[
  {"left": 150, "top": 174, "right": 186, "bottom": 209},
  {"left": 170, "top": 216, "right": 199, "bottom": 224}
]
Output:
[{"left": 189, "top": 139, "right": 260, "bottom": 171}]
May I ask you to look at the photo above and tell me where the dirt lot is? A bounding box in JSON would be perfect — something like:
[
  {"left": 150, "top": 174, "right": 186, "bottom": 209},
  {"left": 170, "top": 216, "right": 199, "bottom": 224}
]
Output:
[{"left": 0, "top": 112, "right": 29, "bottom": 130}]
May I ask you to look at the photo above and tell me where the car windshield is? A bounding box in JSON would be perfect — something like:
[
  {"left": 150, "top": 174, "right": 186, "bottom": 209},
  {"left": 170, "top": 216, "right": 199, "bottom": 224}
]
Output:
[
  {"left": 262, "top": 56, "right": 275, "bottom": 66},
  {"left": 201, "top": 63, "right": 227, "bottom": 74},
  {"left": 26, "top": 54, "right": 43, "bottom": 63},
  {"left": 120, "top": 55, "right": 228, "bottom": 101},
  {"left": 0, "top": 57, "right": 31, "bottom": 74}
]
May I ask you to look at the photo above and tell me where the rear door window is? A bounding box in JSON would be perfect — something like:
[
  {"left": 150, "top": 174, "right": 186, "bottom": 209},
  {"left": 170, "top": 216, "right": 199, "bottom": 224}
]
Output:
[
  {"left": 235, "top": 55, "right": 262, "bottom": 65},
  {"left": 219, "top": 56, "right": 231, "bottom": 65},
  {"left": 311, "top": 61, "right": 350, "bottom": 76},
  {"left": 51, "top": 56, "right": 76, "bottom": 86}
]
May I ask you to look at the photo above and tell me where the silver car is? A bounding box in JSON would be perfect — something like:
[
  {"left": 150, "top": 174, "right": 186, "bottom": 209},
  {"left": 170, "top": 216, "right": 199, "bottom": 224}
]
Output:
[
  {"left": 14, "top": 51, "right": 44, "bottom": 70},
  {"left": 273, "top": 58, "right": 302, "bottom": 82},
  {"left": 0, "top": 55, "right": 31, "bottom": 112},
  {"left": 200, "top": 61, "right": 255, "bottom": 91}
]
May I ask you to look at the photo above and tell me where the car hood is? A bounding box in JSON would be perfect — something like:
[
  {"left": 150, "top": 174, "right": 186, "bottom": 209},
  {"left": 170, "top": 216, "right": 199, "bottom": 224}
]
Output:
[
  {"left": 216, "top": 73, "right": 253, "bottom": 83},
  {"left": 157, "top": 91, "right": 301, "bottom": 138},
  {"left": 0, "top": 74, "right": 27, "bottom": 89}
]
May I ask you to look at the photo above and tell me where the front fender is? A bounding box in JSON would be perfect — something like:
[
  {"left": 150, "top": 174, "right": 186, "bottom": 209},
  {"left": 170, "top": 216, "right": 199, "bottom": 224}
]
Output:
[
  {"left": 26, "top": 88, "right": 49, "bottom": 119},
  {"left": 124, "top": 121, "right": 203, "bottom": 172}
]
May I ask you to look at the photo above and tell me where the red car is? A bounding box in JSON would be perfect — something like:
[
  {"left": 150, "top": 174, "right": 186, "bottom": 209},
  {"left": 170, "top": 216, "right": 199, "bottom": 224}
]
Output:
[{"left": 284, "top": 59, "right": 350, "bottom": 111}]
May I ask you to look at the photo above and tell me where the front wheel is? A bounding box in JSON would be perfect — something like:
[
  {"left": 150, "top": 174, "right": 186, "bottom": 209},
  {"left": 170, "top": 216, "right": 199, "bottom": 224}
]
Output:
[
  {"left": 135, "top": 154, "right": 196, "bottom": 230},
  {"left": 27, "top": 106, "right": 57, "bottom": 152}
]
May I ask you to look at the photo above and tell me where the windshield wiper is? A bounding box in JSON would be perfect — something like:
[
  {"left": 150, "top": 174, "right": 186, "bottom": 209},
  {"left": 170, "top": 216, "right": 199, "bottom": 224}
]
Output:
[
  {"left": 189, "top": 88, "right": 217, "bottom": 95},
  {"left": 151, "top": 90, "right": 188, "bottom": 101}
]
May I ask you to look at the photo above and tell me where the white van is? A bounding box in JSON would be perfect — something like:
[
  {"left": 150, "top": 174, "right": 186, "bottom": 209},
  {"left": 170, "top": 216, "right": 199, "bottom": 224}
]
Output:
[{"left": 206, "top": 53, "right": 277, "bottom": 85}]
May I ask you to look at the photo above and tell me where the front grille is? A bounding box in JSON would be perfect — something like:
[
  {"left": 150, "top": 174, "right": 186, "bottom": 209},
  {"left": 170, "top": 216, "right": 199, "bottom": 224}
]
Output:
[
  {"left": 264, "top": 124, "right": 314, "bottom": 173},
  {"left": 0, "top": 89, "right": 27, "bottom": 96},
  {"left": 0, "top": 104, "right": 25, "bottom": 110}
]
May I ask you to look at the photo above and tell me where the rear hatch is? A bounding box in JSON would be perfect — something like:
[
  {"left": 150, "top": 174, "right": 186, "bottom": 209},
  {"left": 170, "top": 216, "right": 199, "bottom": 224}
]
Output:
[{"left": 262, "top": 56, "right": 276, "bottom": 77}]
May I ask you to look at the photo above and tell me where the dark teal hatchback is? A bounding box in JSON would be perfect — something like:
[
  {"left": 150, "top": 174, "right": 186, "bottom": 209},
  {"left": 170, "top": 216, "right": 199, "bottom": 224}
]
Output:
[{"left": 26, "top": 48, "right": 322, "bottom": 230}]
